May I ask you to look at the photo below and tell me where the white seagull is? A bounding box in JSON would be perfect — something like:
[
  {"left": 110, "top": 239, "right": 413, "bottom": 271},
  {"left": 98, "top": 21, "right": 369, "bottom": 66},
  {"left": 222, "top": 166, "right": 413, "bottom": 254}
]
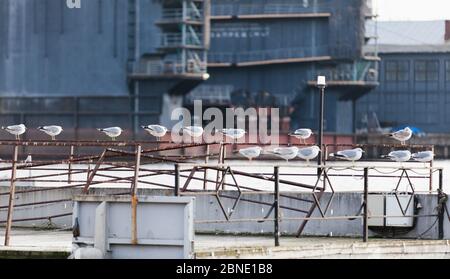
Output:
[
  {"left": 381, "top": 150, "right": 412, "bottom": 163},
  {"left": 411, "top": 151, "right": 434, "bottom": 163},
  {"left": 38, "top": 125, "right": 63, "bottom": 140},
  {"left": 1, "top": 124, "right": 26, "bottom": 140},
  {"left": 330, "top": 148, "right": 364, "bottom": 165},
  {"left": 97, "top": 127, "right": 123, "bottom": 141},
  {"left": 239, "top": 146, "right": 262, "bottom": 161},
  {"left": 183, "top": 126, "right": 204, "bottom": 138},
  {"left": 297, "top": 146, "right": 321, "bottom": 165},
  {"left": 269, "top": 146, "right": 299, "bottom": 162},
  {"left": 219, "top": 128, "right": 246, "bottom": 141},
  {"left": 142, "top": 125, "right": 168, "bottom": 141},
  {"left": 290, "top": 128, "right": 313, "bottom": 144},
  {"left": 388, "top": 127, "right": 412, "bottom": 145}
]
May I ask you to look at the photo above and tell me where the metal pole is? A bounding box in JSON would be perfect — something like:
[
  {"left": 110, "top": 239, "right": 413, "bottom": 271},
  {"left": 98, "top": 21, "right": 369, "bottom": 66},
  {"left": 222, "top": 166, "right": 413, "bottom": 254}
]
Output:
[
  {"left": 438, "top": 169, "right": 444, "bottom": 240},
  {"left": 222, "top": 145, "right": 227, "bottom": 190},
  {"left": 131, "top": 145, "right": 141, "bottom": 245},
  {"left": 4, "top": 145, "right": 19, "bottom": 246},
  {"left": 274, "top": 166, "right": 280, "bottom": 247},
  {"left": 363, "top": 167, "right": 369, "bottom": 242},
  {"left": 317, "top": 86, "right": 325, "bottom": 176},
  {"left": 429, "top": 145, "right": 434, "bottom": 192},
  {"left": 175, "top": 163, "right": 180, "bottom": 196},
  {"left": 68, "top": 145, "right": 74, "bottom": 184},
  {"left": 131, "top": 145, "right": 142, "bottom": 195},
  {"left": 203, "top": 144, "right": 209, "bottom": 190}
]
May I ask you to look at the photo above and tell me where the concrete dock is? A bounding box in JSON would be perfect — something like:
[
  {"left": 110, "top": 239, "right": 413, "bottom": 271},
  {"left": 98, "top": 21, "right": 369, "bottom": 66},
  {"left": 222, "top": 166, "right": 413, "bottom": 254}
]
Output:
[{"left": 1, "top": 229, "right": 449, "bottom": 259}]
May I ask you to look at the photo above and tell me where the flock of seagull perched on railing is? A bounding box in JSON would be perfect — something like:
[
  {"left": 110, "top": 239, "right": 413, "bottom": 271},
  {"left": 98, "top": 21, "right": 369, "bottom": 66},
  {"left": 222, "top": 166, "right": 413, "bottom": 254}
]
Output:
[{"left": 0, "top": 124, "right": 434, "bottom": 164}]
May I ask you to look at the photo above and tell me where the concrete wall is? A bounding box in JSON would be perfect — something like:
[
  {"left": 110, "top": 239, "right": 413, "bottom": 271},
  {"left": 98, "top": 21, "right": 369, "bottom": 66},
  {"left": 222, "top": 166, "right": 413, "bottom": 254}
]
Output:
[{"left": 0, "top": 186, "right": 448, "bottom": 240}]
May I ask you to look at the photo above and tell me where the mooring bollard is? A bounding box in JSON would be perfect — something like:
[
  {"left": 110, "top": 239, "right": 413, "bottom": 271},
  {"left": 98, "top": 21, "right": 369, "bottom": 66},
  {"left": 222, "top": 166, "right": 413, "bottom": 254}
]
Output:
[{"left": 274, "top": 166, "right": 280, "bottom": 247}]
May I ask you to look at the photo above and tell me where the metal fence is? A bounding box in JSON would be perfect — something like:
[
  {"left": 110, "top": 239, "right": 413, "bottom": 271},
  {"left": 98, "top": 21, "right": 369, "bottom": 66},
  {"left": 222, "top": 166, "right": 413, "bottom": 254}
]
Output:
[{"left": 0, "top": 140, "right": 448, "bottom": 247}]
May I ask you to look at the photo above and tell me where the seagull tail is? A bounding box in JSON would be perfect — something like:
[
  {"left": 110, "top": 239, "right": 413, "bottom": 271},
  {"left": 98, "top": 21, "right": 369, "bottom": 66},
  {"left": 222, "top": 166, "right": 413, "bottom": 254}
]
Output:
[
  {"left": 97, "top": 128, "right": 104, "bottom": 132},
  {"left": 380, "top": 155, "right": 390, "bottom": 159},
  {"left": 0, "top": 126, "right": 4, "bottom": 130},
  {"left": 141, "top": 125, "right": 146, "bottom": 129}
]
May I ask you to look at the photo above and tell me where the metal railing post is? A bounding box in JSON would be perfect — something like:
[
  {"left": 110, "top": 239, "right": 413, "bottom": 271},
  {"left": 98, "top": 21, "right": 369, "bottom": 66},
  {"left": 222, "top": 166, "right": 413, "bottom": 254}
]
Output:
[
  {"left": 68, "top": 145, "right": 74, "bottom": 184},
  {"left": 4, "top": 145, "right": 19, "bottom": 246},
  {"left": 274, "top": 166, "right": 280, "bottom": 247},
  {"left": 175, "top": 163, "right": 180, "bottom": 196},
  {"left": 363, "top": 167, "right": 369, "bottom": 243},
  {"left": 438, "top": 168, "right": 444, "bottom": 240}
]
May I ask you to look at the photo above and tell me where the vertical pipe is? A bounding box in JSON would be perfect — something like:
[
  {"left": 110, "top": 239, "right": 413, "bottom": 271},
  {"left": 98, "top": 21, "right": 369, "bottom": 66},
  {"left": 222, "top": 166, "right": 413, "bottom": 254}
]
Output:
[
  {"left": 438, "top": 169, "right": 444, "bottom": 240},
  {"left": 68, "top": 145, "right": 74, "bottom": 184},
  {"left": 4, "top": 145, "right": 19, "bottom": 246},
  {"left": 175, "top": 163, "right": 180, "bottom": 196},
  {"left": 274, "top": 166, "right": 280, "bottom": 247},
  {"left": 363, "top": 167, "right": 369, "bottom": 243}
]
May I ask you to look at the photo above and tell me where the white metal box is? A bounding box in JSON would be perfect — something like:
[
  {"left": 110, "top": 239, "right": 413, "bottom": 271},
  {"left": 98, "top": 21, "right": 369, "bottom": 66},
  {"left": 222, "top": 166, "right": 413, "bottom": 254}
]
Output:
[
  {"left": 386, "top": 194, "right": 414, "bottom": 227},
  {"left": 366, "top": 193, "right": 414, "bottom": 227},
  {"left": 367, "top": 194, "right": 384, "bottom": 226}
]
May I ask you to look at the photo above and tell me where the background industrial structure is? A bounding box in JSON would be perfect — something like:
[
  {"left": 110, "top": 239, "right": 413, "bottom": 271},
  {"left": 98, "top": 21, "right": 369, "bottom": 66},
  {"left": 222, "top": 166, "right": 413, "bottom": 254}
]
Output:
[
  {"left": 0, "top": 0, "right": 378, "bottom": 139},
  {"left": 357, "top": 20, "right": 450, "bottom": 134}
]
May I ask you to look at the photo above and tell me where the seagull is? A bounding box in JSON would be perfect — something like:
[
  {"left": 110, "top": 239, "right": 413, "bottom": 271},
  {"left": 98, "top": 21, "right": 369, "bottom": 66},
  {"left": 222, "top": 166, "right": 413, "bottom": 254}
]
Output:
[
  {"left": 330, "top": 148, "right": 364, "bottom": 165},
  {"left": 239, "top": 146, "right": 262, "bottom": 161},
  {"left": 269, "top": 146, "right": 299, "bottom": 162},
  {"left": 183, "top": 126, "right": 204, "bottom": 138},
  {"left": 141, "top": 125, "right": 168, "bottom": 141},
  {"left": 24, "top": 155, "right": 32, "bottom": 166},
  {"left": 290, "top": 128, "right": 313, "bottom": 144},
  {"left": 219, "top": 128, "right": 246, "bottom": 141},
  {"left": 411, "top": 151, "right": 434, "bottom": 163},
  {"left": 381, "top": 150, "right": 412, "bottom": 164},
  {"left": 1, "top": 124, "right": 26, "bottom": 140},
  {"left": 97, "top": 127, "right": 122, "bottom": 141},
  {"left": 38, "top": 125, "right": 63, "bottom": 140},
  {"left": 297, "top": 146, "right": 321, "bottom": 165},
  {"left": 388, "top": 127, "right": 412, "bottom": 145}
]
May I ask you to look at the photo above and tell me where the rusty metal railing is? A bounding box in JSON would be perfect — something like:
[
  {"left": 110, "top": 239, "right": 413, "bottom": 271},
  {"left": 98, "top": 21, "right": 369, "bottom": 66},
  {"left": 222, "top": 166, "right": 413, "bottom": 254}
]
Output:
[{"left": 0, "top": 140, "right": 446, "bottom": 247}]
